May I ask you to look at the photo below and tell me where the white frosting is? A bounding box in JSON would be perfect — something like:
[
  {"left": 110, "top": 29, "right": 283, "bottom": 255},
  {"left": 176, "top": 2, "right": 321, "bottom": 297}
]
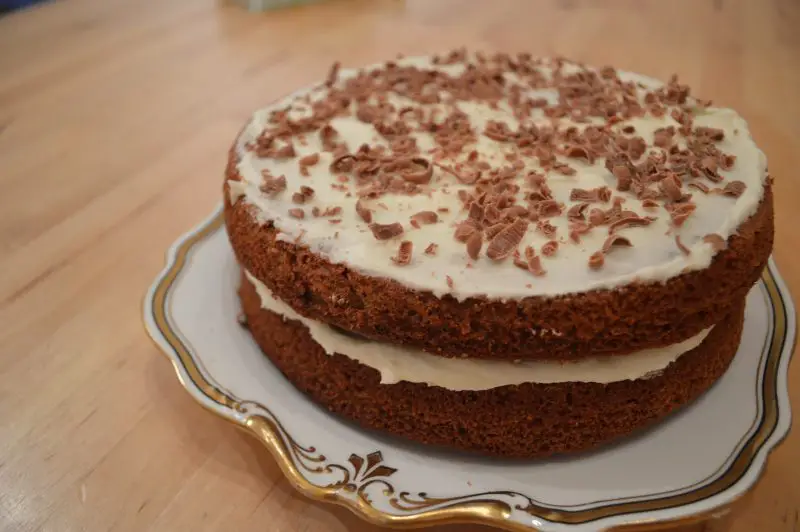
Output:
[
  {"left": 231, "top": 55, "right": 768, "bottom": 301},
  {"left": 245, "top": 270, "right": 711, "bottom": 390}
]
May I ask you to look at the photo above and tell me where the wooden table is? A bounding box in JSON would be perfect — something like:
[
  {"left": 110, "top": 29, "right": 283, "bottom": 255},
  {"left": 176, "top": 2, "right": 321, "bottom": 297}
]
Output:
[{"left": 1, "top": 0, "right": 798, "bottom": 530}]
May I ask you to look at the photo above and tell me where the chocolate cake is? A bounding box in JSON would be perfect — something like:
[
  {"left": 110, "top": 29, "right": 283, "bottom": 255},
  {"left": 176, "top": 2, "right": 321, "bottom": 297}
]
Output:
[{"left": 223, "top": 50, "right": 773, "bottom": 458}]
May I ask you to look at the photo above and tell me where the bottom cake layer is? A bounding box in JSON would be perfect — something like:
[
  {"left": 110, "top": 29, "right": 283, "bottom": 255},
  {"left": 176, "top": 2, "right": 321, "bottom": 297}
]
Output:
[{"left": 238, "top": 272, "right": 745, "bottom": 458}]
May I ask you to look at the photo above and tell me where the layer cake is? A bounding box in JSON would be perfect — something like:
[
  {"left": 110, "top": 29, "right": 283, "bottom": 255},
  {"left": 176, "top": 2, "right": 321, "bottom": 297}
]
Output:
[{"left": 223, "top": 51, "right": 773, "bottom": 457}]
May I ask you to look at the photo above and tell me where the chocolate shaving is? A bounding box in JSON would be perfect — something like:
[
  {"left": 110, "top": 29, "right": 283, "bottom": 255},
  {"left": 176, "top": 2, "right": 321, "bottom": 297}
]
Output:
[
  {"left": 588, "top": 208, "right": 606, "bottom": 226},
  {"left": 695, "top": 126, "right": 725, "bottom": 142},
  {"left": 688, "top": 182, "right": 710, "bottom": 194},
  {"left": 588, "top": 251, "right": 605, "bottom": 270},
  {"left": 260, "top": 174, "right": 287, "bottom": 196},
  {"left": 703, "top": 233, "right": 727, "bottom": 251},
  {"left": 553, "top": 162, "right": 576, "bottom": 176},
  {"left": 274, "top": 143, "right": 296, "bottom": 159},
  {"left": 369, "top": 222, "right": 404, "bottom": 240},
  {"left": 700, "top": 155, "right": 718, "bottom": 174},
  {"left": 659, "top": 173, "right": 683, "bottom": 202},
  {"left": 434, "top": 162, "right": 482, "bottom": 185},
  {"left": 722, "top": 180, "right": 746, "bottom": 198},
  {"left": 356, "top": 105, "right": 379, "bottom": 124},
  {"left": 355, "top": 199, "right": 372, "bottom": 223},
  {"left": 484, "top": 120, "right": 517, "bottom": 142},
  {"left": 570, "top": 187, "right": 611, "bottom": 203},
  {"left": 541, "top": 240, "right": 559, "bottom": 256},
  {"left": 565, "top": 144, "right": 595, "bottom": 164},
  {"left": 526, "top": 171, "right": 546, "bottom": 187},
  {"left": 653, "top": 127, "right": 675, "bottom": 149},
  {"left": 397, "top": 157, "right": 433, "bottom": 184},
  {"left": 523, "top": 245, "right": 534, "bottom": 261},
  {"left": 501, "top": 205, "right": 528, "bottom": 221},
  {"left": 321, "top": 206, "right": 342, "bottom": 217},
  {"left": 536, "top": 220, "right": 557, "bottom": 238},
  {"left": 454, "top": 221, "right": 479, "bottom": 242},
  {"left": 466, "top": 232, "right": 483, "bottom": 260},
  {"left": 675, "top": 235, "right": 690, "bottom": 255},
  {"left": 254, "top": 134, "right": 292, "bottom": 158},
  {"left": 330, "top": 153, "right": 356, "bottom": 173},
  {"left": 485, "top": 222, "right": 507, "bottom": 240},
  {"left": 411, "top": 210, "right": 439, "bottom": 225},
  {"left": 391, "top": 241, "right": 413, "bottom": 265},
  {"left": 531, "top": 199, "right": 563, "bottom": 218},
  {"left": 720, "top": 154, "right": 737, "bottom": 170},
  {"left": 445, "top": 275, "right": 454, "bottom": 289},
  {"left": 602, "top": 235, "right": 633, "bottom": 253},
  {"left": 517, "top": 250, "right": 546, "bottom": 277},
  {"left": 325, "top": 61, "right": 341, "bottom": 87},
  {"left": 608, "top": 215, "right": 654, "bottom": 234},
  {"left": 299, "top": 153, "right": 320, "bottom": 167},
  {"left": 567, "top": 202, "right": 589, "bottom": 222},
  {"left": 569, "top": 221, "right": 591, "bottom": 243},
  {"left": 486, "top": 219, "right": 528, "bottom": 261},
  {"left": 390, "top": 137, "right": 419, "bottom": 156},
  {"left": 320, "top": 124, "right": 342, "bottom": 152},
  {"left": 666, "top": 203, "right": 696, "bottom": 227},
  {"left": 288, "top": 208, "right": 305, "bottom": 219},
  {"left": 611, "top": 164, "right": 633, "bottom": 191},
  {"left": 468, "top": 202, "right": 484, "bottom": 222},
  {"left": 424, "top": 243, "right": 438, "bottom": 256},
  {"left": 641, "top": 199, "right": 660, "bottom": 210},
  {"left": 626, "top": 136, "right": 647, "bottom": 160},
  {"left": 529, "top": 255, "right": 546, "bottom": 276},
  {"left": 484, "top": 203, "right": 501, "bottom": 224},
  {"left": 291, "top": 185, "right": 315, "bottom": 204}
]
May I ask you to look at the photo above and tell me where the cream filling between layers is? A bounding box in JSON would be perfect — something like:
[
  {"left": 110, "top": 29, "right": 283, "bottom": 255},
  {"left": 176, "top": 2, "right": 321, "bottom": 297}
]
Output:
[{"left": 245, "top": 270, "right": 712, "bottom": 391}]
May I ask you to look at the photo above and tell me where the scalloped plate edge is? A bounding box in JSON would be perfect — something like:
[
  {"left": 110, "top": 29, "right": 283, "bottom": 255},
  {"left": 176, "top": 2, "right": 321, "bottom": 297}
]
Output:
[{"left": 143, "top": 204, "right": 795, "bottom": 531}]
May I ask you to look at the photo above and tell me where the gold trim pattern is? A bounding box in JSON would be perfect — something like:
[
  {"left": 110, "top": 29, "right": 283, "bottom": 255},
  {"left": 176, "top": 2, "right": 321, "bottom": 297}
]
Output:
[{"left": 144, "top": 209, "right": 795, "bottom": 531}]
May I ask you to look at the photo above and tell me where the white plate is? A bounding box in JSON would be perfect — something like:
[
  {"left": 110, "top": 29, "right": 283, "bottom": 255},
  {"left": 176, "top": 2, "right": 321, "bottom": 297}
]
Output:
[{"left": 144, "top": 205, "right": 795, "bottom": 531}]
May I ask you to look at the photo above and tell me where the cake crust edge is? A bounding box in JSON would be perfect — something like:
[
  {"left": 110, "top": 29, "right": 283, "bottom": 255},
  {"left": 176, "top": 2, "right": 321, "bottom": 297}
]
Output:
[{"left": 238, "top": 272, "right": 744, "bottom": 458}]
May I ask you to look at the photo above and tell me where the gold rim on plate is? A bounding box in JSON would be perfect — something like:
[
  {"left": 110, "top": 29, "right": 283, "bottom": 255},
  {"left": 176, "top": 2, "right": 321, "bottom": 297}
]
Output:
[{"left": 144, "top": 208, "right": 794, "bottom": 531}]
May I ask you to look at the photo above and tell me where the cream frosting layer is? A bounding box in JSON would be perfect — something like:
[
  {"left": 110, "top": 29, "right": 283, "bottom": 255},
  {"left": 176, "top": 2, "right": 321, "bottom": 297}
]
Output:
[
  {"left": 245, "top": 270, "right": 712, "bottom": 390},
  {"left": 229, "top": 55, "right": 768, "bottom": 301}
]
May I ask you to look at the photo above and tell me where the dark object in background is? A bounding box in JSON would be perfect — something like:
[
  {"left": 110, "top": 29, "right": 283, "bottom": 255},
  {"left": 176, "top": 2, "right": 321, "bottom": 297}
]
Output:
[{"left": 1, "top": 0, "right": 47, "bottom": 15}]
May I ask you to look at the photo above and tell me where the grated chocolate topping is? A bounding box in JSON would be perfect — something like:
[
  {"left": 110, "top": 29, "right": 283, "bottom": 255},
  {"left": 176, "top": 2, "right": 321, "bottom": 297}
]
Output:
[
  {"left": 370, "top": 222, "right": 404, "bottom": 240},
  {"left": 703, "top": 233, "right": 727, "bottom": 251},
  {"left": 235, "top": 51, "right": 764, "bottom": 293},
  {"left": 487, "top": 219, "right": 528, "bottom": 261},
  {"left": 391, "top": 241, "right": 413, "bottom": 265},
  {"left": 541, "top": 240, "right": 559, "bottom": 257},
  {"left": 260, "top": 173, "right": 287, "bottom": 196},
  {"left": 675, "top": 235, "right": 690, "bottom": 255},
  {"left": 588, "top": 251, "right": 605, "bottom": 270},
  {"left": 466, "top": 231, "right": 483, "bottom": 260}
]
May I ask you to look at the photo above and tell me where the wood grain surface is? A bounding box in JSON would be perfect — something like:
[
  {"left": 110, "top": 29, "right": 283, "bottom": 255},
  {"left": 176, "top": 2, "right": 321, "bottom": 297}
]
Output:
[{"left": 0, "top": 0, "right": 798, "bottom": 531}]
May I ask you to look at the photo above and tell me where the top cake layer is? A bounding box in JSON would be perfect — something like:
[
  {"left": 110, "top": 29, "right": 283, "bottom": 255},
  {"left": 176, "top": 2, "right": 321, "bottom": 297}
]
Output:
[{"left": 228, "top": 51, "right": 767, "bottom": 301}]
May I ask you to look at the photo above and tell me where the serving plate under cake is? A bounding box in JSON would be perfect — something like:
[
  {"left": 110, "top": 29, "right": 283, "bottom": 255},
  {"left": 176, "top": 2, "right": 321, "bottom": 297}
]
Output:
[{"left": 144, "top": 206, "right": 794, "bottom": 531}]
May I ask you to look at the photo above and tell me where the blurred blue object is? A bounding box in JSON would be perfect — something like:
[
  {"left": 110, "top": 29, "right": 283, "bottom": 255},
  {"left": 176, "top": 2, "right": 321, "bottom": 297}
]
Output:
[{"left": 1, "top": 0, "right": 45, "bottom": 12}]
